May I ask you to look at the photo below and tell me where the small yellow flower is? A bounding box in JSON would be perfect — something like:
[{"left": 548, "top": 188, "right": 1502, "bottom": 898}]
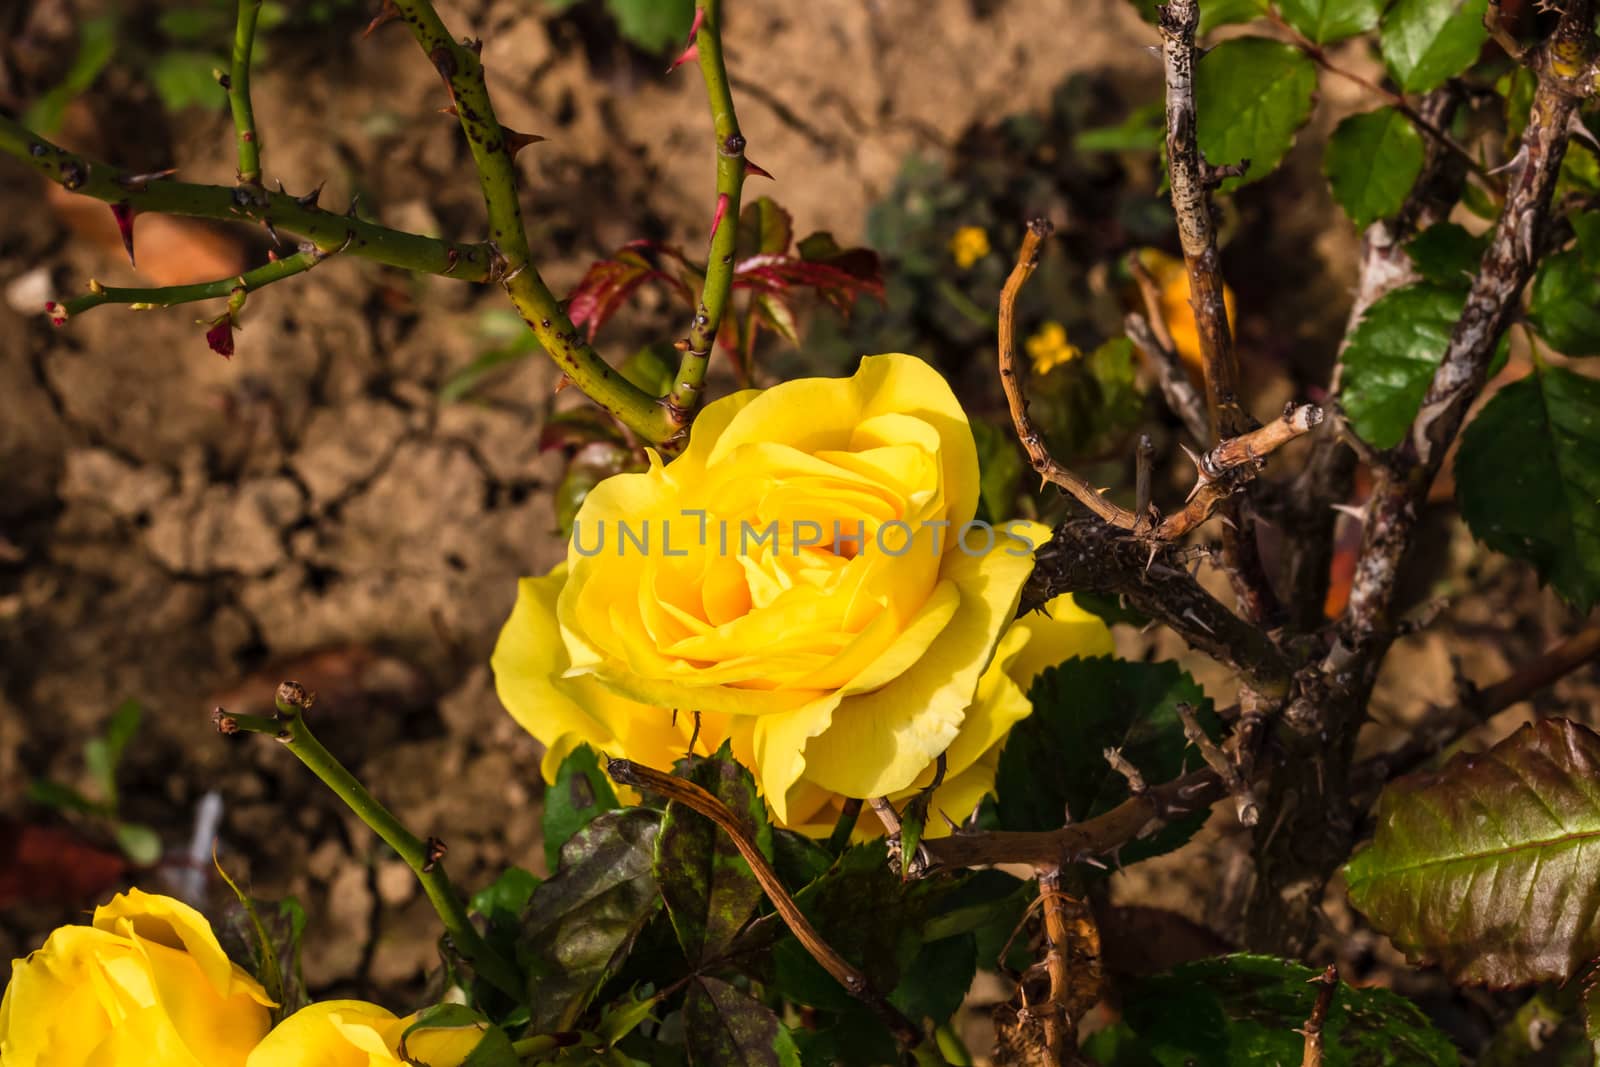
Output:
[
  {"left": 948, "top": 226, "right": 991, "bottom": 269},
  {"left": 1025, "top": 321, "right": 1083, "bottom": 376}
]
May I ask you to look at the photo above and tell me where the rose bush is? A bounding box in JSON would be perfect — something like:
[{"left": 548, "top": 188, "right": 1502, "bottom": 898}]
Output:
[
  {"left": 493, "top": 354, "right": 1106, "bottom": 827},
  {"left": 245, "top": 1001, "right": 487, "bottom": 1067},
  {"left": 0, "top": 889, "right": 274, "bottom": 1067}
]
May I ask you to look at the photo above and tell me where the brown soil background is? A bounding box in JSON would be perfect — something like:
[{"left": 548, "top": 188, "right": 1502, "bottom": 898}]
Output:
[{"left": 2, "top": 0, "right": 1597, "bottom": 1056}]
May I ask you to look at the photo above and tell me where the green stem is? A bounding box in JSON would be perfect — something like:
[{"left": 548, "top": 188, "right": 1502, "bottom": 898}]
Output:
[
  {"left": 224, "top": 692, "right": 524, "bottom": 1001},
  {"left": 228, "top": 0, "right": 264, "bottom": 186},
  {"left": 0, "top": 114, "right": 493, "bottom": 279},
  {"left": 663, "top": 0, "right": 747, "bottom": 439},
  {"left": 384, "top": 0, "right": 666, "bottom": 442},
  {"left": 56, "top": 247, "right": 324, "bottom": 319}
]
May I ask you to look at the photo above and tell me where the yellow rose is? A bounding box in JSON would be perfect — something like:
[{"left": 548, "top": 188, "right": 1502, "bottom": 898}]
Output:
[
  {"left": 245, "top": 1001, "right": 487, "bottom": 1067},
  {"left": 492, "top": 353, "right": 1084, "bottom": 825},
  {"left": 0, "top": 888, "right": 274, "bottom": 1067}
]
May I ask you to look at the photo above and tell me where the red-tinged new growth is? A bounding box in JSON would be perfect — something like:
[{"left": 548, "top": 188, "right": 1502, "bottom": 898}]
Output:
[
  {"left": 709, "top": 192, "right": 731, "bottom": 242},
  {"left": 44, "top": 301, "right": 67, "bottom": 326},
  {"left": 668, "top": 7, "right": 708, "bottom": 73},
  {"left": 110, "top": 201, "right": 136, "bottom": 266},
  {"left": 205, "top": 317, "right": 235, "bottom": 358}
]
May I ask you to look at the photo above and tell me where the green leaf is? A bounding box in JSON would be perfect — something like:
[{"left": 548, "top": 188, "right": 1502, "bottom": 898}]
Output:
[
  {"left": 1404, "top": 223, "right": 1487, "bottom": 288},
  {"left": 1571, "top": 211, "right": 1600, "bottom": 271},
  {"left": 655, "top": 742, "right": 773, "bottom": 964},
  {"left": 1528, "top": 249, "right": 1600, "bottom": 356},
  {"left": 1380, "top": 0, "right": 1489, "bottom": 93},
  {"left": 439, "top": 347, "right": 533, "bottom": 402},
  {"left": 1279, "top": 0, "right": 1384, "bottom": 42},
  {"left": 595, "top": 988, "right": 664, "bottom": 1047},
  {"left": 471, "top": 866, "right": 540, "bottom": 933},
  {"left": 24, "top": 15, "right": 118, "bottom": 134},
  {"left": 604, "top": 0, "right": 695, "bottom": 53},
  {"left": 1076, "top": 103, "right": 1165, "bottom": 153},
  {"left": 619, "top": 343, "right": 678, "bottom": 396},
  {"left": 543, "top": 744, "right": 622, "bottom": 872},
  {"left": 738, "top": 197, "right": 795, "bottom": 259},
  {"left": 1341, "top": 283, "right": 1466, "bottom": 449},
  {"left": 1347, "top": 718, "right": 1600, "bottom": 985},
  {"left": 995, "top": 658, "right": 1220, "bottom": 866},
  {"left": 148, "top": 51, "right": 227, "bottom": 112},
  {"left": 1324, "top": 108, "right": 1425, "bottom": 229},
  {"left": 1116, "top": 955, "right": 1460, "bottom": 1065},
  {"left": 521, "top": 809, "right": 663, "bottom": 1031},
  {"left": 1455, "top": 363, "right": 1600, "bottom": 611},
  {"left": 890, "top": 934, "right": 977, "bottom": 1026},
  {"left": 1200, "top": 0, "right": 1271, "bottom": 32},
  {"left": 971, "top": 418, "right": 1023, "bottom": 526},
  {"left": 86, "top": 698, "right": 142, "bottom": 807},
  {"left": 27, "top": 778, "right": 101, "bottom": 816},
  {"left": 113, "top": 823, "right": 163, "bottom": 866},
  {"left": 772, "top": 829, "right": 834, "bottom": 888},
  {"left": 683, "top": 976, "right": 802, "bottom": 1067},
  {"left": 1195, "top": 38, "right": 1319, "bottom": 191}
]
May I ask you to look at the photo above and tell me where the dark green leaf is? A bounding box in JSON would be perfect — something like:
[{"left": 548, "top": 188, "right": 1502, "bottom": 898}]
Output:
[
  {"left": 605, "top": 0, "right": 695, "bottom": 52},
  {"left": 1528, "top": 249, "right": 1600, "bottom": 356},
  {"left": 471, "top": 866, "right": 540, "bottom": 933},
  {"left": 1200, "top": 0, "right": 1271, "bottom": 31},
  {"left": 1347, "top": 718, "right": 1600, "bottom": 986},
  {"left": 889, "top": 934, "right": 977, "bottom": 1026},
  {"left": 23, "top": 15, "right": 117, "bottom": 134},
  {"left": 655, "top": 742, "right": 772, "bottom": 964},
  {"left": 683, "top": 976, "right": 801, "bottom": 1067},
  {"left": 995, "top": 658, "right": 1219, "bottom": 866},
  {"left": 971, "top": 419, "right": 1024, "bottom": 526},
  {"left": 1572, "top": 211, "right": 1600, "bottom": 271},
  {"left": 1279, "top": 0, "right": 1384, "bottom": 42},
  {"left": 1117, "top": 955, "right": 1459, "bottom": 1065},
  {"left": 543, "top": 744, "right": 622, "bottom": 871},
  {"left": 595, "top": 988, "right": 664, "bottom": 1047},
  {"left": 1456, "top": 362, "right": 1600, "bottom": 612},
  {"left": 1404, "top": 223, "right": 1487, "bottom": 288},
  {"left": 521, "top": 809, "right": 663, "bottom": 1031},
  {"left": 772, "top": 829, "right": 834, "bottom": 889},
  {"left": 1195, "top": 38, "right": 1319, "bottom": 191},
  {"left": 1341, "top": 283, "right": 1466, "bottom": 449},
  {"left": 1380, "top": 0, "right": 1489, "bottom": 93},
  {"left": 738, "top": 197, "right": 795, "bottom": 260},
  {"left": 26, "top": 778, "right": 100, "bottom": 816},
  {"left": 1325, "top": 108, "right": 1425, "bottom": 229}
]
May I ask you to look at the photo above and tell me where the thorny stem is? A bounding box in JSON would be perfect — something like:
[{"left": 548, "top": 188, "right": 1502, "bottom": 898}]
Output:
[
  {"left": 605, "top": 758, "right": 928, "bottom": 1052},
  {"left": 666, "top": 0, "right": 748, "bottom": 437},
  {"left": 214, "top": 687, "right": 523, "bottom": 1002},
  {"left": 0, "top": 114, "right": 493, "bottom": 278},
  {"left": 384, "top": 0, "right": 666, "bottom": 441},
  {"left": 53, "top": 246, "right": 326, "bottom": 319},
  {"left": 1300, "top": 965, "right": 1338, "bottom": 1067},
  {"left": 1036, "top": 868, "right": 1078, "bottom": 1062},
  {"left": 228, "top": 0, "right": 264, "bottom": 186}
]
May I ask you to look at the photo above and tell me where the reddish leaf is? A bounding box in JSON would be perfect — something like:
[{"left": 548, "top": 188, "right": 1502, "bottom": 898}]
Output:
[
  {"left": 206, "top": 318, "right": 235, "bottom": 358},
  {"left": 567, "top": 243, "right": 693, "bottom": 342},
  {"left": 0, "top": 820, "right": 127, "bottom": 910},
  {"left": 737, "top": 197, "right": 793, "bottom": 259}
]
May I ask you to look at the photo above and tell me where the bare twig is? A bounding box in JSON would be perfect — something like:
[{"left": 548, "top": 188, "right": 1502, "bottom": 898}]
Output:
[
  {"left": 605, "top": 758, "right": 926, "bottom": 1051},
  {"left": 1179, "top": 702, "right": 1259, "bottom": 826},
  {"left": 1036, "top": 868, "right": 1080, "bottom": 1062},
  {"left": 921, "top": 767, "right": 1223, "bottom": 869},
  {"left": 1127, "top": 312, "right": 1211, "bottom": 445},
  {"left": 1103, "top": 748, "right": 1148, "bottom": 795},
  {"left": 1300, "top": 965, "right": 1339, "bottom": 1067}
]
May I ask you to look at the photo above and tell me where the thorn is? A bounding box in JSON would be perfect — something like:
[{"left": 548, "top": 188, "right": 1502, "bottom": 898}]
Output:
[
  {"left": 744, "top": 157, "right": 775, "bottom": 180},
  {"left": 1569, "top": 112, "right": 1600, "bottom": 153},
  {"left": 667, "top": 6, "right": 707, "bottom": 72},
  {"left": 362, "top": 0, "right": 399, "bottom": 39},
  {"left": 294, "top": 182, "right": 324, "bottom": 209},
  {"left": 554, "top": 374, "right": 574, "bottom": 393},
  {"left": 439, "top": 104, "right": 459, "bottom": 117},
  {"left": 709, "top": 192, "right": 731, "bottom": 243},
  {"left": 116, "top": 167, "right": 177, "bottom": 191},
  {"left": 1330, "top": 502, "right": 1368, "bottom": 523},
  {"left": 1489, "top": 144, "right": 1528, "bottom": 175},
  {"left": 263, "top": 218, "right": 284, "bottom": 247},
  {"left": 110, "top": 201, "right": 136, "bottom": 266},
  {"left": 345, "top": 194, "right": 362, "bottom": 218},
  {"left": 504, "top": 127, "right": 548, "bottom": 159},
  {"left": 464, "top": 37, "right": 483, "bottom": 55},
  {"left": 673, "top": 338, "right": 692, "bottom": 351}
]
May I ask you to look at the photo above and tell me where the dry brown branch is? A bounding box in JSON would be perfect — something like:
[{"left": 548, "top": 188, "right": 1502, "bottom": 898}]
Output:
[
  {"left": 1179, "top": 702, "right": 1259, "bottom": 826},
  {"left": 1037, "top": 869, "right": 1077, "bottom": 1063},
  {"left": 605, "top": 758, "right": 925, "bottom": 1050},
  {"left": 1299, "top": 965, "right": 1339, "bottom": 1067},
  {"left": 1127, "top": 262, "right": 1209, "bottom": 446}
]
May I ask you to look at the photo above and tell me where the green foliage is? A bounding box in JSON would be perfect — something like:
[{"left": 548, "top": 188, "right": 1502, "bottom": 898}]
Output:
[
  {"left": 1279, "top": 0, "right": 1385, "bottom": 42},
  {"left": 995, "top": 658, "right": 1220, "bottom": 865},
  {"left": 544, "top": 0, "right": 695, "bottom": 52},
  {"left": 1029, "top": 337, "right": 1144, "bottom": 461},
  {"left": 1456, "top": 363, "right": 1600, "bottom": 612},
  {"left": 682, "top": 977, "right": 802, "bottom": 1067},
  {"left": 1093, "top": 955, "right": 1459, "bottom": 1065},
  {"left": 149, "top": 51, "right": 228, "bottom": 112},
  {"left": 521, "top": 809, "right": 663, "bottom": 1031},
  {"left": 543, "top": 744, "right": 623, "bottom": 871},
  {"left": 1076, "top": 103, "right": 1165, "bottom": 153},
  {"left": 23, "top": 15, "right": 117, "bottom": 133},
  {"left": 27, "top": 698, "right": 161, "bottom": 865},
  {"left": 1342, "top": 283, "right": 1482, "bottom": 449},
  {"left": 1325, "top": 108, "right": 1425, "bottom": 229},
  {"left": 1194, "top": 38, "right": 1319, "bottom": 191},
  {"left": 1571, "top": 211, "right": 1600, "bottom": 270},
  {"left": 1200, "top": 0, "right": 1271, "bottom": 32},
  {"left": 971, "top": 418, "right": 1025, "bottom": 525},
  {"left": 1404, "top": 223, "right": 1488, "bottom": 287},
  {"left": 655, "top": 743, "right": 773, "bottom": 965},
  {"left": 1528, "top": 250, "right": 1600, "bottom": 356},
  {"left": 1380, "top": 0, "right": 1489, "bottom": 93},
  {"left": 1347, "top": 719, "right": 1600, "bottom": 986}
]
